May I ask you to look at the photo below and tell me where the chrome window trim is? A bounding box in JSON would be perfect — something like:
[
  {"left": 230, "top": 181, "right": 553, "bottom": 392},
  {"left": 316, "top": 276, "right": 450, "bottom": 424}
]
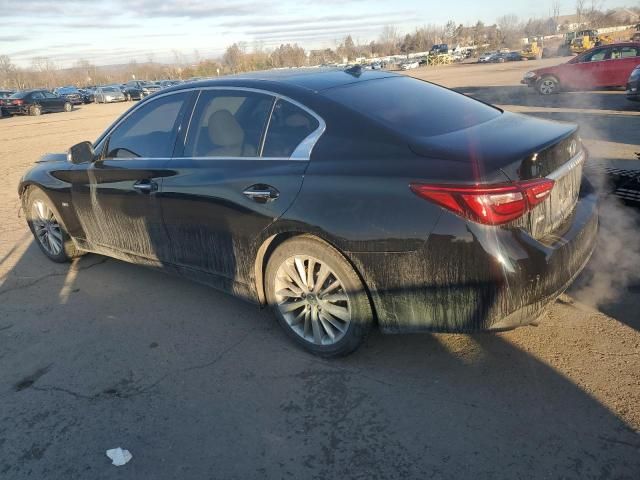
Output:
[{"left": 95, "top": 86, "right": 326, "bottom": 162}]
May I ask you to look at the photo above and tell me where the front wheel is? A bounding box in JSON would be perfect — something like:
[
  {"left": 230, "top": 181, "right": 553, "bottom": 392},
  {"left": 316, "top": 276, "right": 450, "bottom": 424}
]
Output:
[
  {"left": 265, "top": 236, "right": 373, "bottom": 357},
  {"left": 23, "top": 188, "right": 83, "bottom": 263},
  {"left": 538, "top": 76, "right": 559, "bottom": 95}
]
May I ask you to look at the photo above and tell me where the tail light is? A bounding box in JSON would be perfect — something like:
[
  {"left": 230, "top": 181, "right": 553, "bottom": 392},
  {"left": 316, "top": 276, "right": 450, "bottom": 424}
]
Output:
[
  {"left": 12, "top": 99, "right": 24, "bottom": 105},
  {"left": 410, "top": 179, "right": 555, "bottom": 226}
]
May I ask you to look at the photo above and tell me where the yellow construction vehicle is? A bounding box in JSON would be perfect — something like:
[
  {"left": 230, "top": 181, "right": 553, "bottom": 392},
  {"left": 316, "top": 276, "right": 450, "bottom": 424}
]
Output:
[
  {"left": 521, "top": 38, "right": 542, "bottom": 60},
  {"left": 570, "top": 30, "right": 614, "bottom": 54}
]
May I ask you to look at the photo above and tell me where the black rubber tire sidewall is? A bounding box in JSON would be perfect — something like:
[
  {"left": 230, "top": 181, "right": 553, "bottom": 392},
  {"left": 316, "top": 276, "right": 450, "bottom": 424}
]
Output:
[
  {"left": 23, "top": 188, "right": 82, "bottom": 263},
  {"left": 265, "top": 235, "right": 373, "bottom": 357}
]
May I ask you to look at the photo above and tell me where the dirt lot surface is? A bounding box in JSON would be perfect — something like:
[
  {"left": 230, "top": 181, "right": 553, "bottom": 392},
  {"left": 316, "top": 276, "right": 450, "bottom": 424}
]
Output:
[{"left": 1, "top": 59, "right": 639, "bottom": 479}]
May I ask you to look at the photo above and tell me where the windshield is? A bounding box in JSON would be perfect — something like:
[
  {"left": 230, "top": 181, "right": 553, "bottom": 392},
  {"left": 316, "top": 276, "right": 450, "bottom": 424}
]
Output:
[
  {"left": 324, "top": 76, "right": 501, "bottom": 138},
  {"left": 103, "top": 87, "right": 120, "bottom": 92}
]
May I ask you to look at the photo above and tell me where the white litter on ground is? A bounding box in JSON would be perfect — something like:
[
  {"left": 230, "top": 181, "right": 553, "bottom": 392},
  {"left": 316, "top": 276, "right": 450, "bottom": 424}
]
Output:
[{"left": 106, "top": 447, "right": 132, "bottom": 466}]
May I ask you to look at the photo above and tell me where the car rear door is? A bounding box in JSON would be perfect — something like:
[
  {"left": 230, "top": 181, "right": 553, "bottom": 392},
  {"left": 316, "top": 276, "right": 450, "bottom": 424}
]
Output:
[
  {"left": 159, "top": 88, "right": 323, "bottom": 291},
  {"left": 606, "top": 45, "right": 640, "bottom": 86},
  {"left": 70, "top": 91, "right": 195, "bottom": 264},
  {"left": 42, "top": 91, "right": 64, "bottom": 111}
]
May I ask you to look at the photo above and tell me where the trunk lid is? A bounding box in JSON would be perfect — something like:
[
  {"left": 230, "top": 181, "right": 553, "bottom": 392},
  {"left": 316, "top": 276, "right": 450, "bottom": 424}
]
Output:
[{"left": 409, "top": 112, "right": 584, "bottom": 240}]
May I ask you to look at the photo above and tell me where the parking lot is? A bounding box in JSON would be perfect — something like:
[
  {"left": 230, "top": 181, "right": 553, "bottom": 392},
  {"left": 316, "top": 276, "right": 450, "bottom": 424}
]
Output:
[{"left": 1, "top": 59, "right": 639, "bottom": 479}]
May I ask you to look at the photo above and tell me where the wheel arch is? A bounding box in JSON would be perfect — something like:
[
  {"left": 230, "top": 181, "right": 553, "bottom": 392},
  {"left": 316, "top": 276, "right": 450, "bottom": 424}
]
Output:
[{"left": 253, "top": 230, "right": 378, "bottom": 322}]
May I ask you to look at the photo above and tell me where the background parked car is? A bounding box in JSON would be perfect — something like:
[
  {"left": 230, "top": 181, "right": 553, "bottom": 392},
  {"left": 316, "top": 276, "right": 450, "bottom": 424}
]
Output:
[
  {"left": 53, "top": 86, "right": 84, "bottom": 105},
  {"left": 78, "top": 88, "right": 95, "bottom": 104},
  {"left": 496, "top": 52, "right": 525, "bottom": 62},
  {"left": 522, "top": 42, "right": 640, "bottom": 94},
  {"left": 94, "top": 86, "right": 126, "bottom": 103},
  {"left": 0, "top": 90, "right": 15, "bottom": 116},
  {"left": 478, "top": 52, "right": 498, "bottom": 63},
  {"left": 122, "top": 80, "right": 161, "bottom": 100},
  {"left": 627, "top": 64, "right": 640, "bottom": 101},
  {"left": 2, "top": 89, "right": 71, "bottom": 116},
  {"left": 401, "top": 60, "right": 419, "bottom": 70}
]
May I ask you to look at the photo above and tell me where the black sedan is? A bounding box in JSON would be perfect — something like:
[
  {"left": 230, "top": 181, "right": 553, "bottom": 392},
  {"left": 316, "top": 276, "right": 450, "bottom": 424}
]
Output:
[
  {"left": 627, "top": 64, "right": 640, "bottom": 101},
  {"left": 4, "top": 89, "right": 72, "bottom": 116},
  {"left": 19, "top": 69, "right": 598, "bottom": 356},
  {"left": 54, "top": 86, "right": 84, "bottom": 105}
]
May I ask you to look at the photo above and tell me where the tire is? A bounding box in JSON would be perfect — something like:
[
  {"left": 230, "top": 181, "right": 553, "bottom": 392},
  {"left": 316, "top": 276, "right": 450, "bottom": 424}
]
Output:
[
  {"left": 538, "top": 76, "right": 559, "bottom": 95},
  {"left": 126, "top": 93, "right": 132, "bottom": 101},
  {"left": 265, "top": 235, "right": 373, "bottom": 357},
  {"left": 63, "top": 102, "right": 72, "bottom": 112},
  {"left": 23, "top": 188, "right": 84, "bottom": 263},
  {"left": 30, "top": 105, "right": 41, "bottom": 116}
]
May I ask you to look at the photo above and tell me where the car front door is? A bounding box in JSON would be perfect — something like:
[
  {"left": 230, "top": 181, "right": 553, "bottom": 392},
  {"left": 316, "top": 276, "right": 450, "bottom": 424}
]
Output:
[
  {"left": 70, "top": 91, "right": 195, "bottom": 264},
  {"left": 563, "top": 47, "right": 609, "bottom": 89},
  {"left": 159, "top": 88, "right": 323, "bottom": 294}
]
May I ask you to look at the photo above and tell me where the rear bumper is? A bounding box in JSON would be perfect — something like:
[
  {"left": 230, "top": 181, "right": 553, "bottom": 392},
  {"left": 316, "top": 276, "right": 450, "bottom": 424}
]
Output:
[
  {"left": 350, "top": 179, "right": 599, "bottom": 333},
  {"left": 2, "top": 105, "right": 29, "bottom": 115}
]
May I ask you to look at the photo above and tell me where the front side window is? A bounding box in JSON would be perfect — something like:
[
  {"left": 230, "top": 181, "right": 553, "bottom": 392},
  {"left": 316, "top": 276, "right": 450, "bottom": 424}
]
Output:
[
  {"left": 105, "top": 92, "right": 189, "bottom": 159},
  {"left": 184, "top": 90, "right": 273, "bottom": 158},
  {"left": 581, "top": 48, "right": 608, "bottom": 62},
  {"left": 262, "top": 99, "right": 319, "bottom": 158},
  {"left": 43, "top": 92, "right": 57, "bottom": 99}
]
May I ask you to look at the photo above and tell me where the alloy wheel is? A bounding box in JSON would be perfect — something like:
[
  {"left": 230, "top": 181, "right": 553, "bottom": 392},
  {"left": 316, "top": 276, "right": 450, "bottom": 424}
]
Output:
[
  {"left": 31, "top": 200, "right": 63, "bottom": 256},
  {"left": 274, "top": 255, "right": 351, "bottom": 346},
  {"left": 539, "top": 79, "right": 556, "bottom": 95}
]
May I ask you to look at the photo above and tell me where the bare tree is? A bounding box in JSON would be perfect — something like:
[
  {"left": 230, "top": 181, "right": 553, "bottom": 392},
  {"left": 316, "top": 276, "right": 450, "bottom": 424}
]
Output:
[
  {"left": 576, "top": 0, "right": 586, "bottom": 25},
  {"left": 378, "top": 25, "right": 400, "bottom": 56}
]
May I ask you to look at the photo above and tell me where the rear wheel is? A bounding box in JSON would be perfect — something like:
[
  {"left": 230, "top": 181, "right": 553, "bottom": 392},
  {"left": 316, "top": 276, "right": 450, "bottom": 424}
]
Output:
[
  {"left": 126, "top": 93, "right": 132, "bottom": 101},
  {"left": 538, "top": 76, "right": 559, "bottom": 95},
  {"left": 265, "top": 236, "right": 373, "bottom": 357},
  {"left": 29, "top": 105, "right": 41, "bottom": 116},
  {"left": 23, "top": 188, "right": 83, "bottom": 263},
  {"left": 63, "top": 102, "right": 72, "bottom": 112}
]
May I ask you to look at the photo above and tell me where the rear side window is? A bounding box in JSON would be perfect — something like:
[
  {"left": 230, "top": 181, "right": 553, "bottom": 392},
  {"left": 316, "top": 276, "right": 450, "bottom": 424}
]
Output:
[
  {"left": 106, "top": 92, "right": 189, "bottom": 159},
  {"left": 324, "top": 76, "right": 500, "bottom": 138},
  {"left": 262, "top": 99, "right": 319, "bottom": 157},
  {"left": 611, "top": 46, "right": 639, "bottom": 59},
  {"left": 184, "top": 90, "right": 273, "bottom": 158}
]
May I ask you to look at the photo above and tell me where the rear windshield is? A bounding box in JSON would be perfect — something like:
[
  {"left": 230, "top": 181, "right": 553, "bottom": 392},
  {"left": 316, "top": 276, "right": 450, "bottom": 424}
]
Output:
[
  {"left": 324, "top": 76, "right": 501, "bottom": 137},
  {"left": 9, "top": 91, "right": 30, "bottom": 99}
]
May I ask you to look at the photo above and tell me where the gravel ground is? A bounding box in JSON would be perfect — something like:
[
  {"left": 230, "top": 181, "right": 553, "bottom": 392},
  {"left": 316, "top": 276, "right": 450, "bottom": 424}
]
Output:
[{"left": 1, "top": 60, "right": 639, "bottom": 479}]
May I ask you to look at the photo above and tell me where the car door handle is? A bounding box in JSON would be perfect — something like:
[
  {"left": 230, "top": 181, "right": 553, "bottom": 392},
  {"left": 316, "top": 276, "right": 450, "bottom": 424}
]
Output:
[
  {"left": 133, "top": 180, "right": 158, "bottom": 193},
  {"left": 243, "top": 184, "right": 279, "bottom": 203}
]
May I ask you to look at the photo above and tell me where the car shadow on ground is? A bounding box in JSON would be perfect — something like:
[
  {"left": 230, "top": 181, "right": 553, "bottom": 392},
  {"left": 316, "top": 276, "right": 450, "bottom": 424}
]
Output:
[{"left": 1, "top": 240, "right": 639, "bottom": 479}]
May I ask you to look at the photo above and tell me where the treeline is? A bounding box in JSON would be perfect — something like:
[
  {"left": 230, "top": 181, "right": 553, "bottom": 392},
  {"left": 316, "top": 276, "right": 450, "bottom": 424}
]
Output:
[{"left": 1, "top": 5, "right": 639, "bottom": 90}]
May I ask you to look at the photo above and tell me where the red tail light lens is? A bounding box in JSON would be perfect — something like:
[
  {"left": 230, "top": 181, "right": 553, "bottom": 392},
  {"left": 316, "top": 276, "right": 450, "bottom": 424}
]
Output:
[
  {"left": 12, "top": 99, "right": 23, "bottom": 105},
  {"left": 410, "top": 179, "right": 555, "bottom": 225}
]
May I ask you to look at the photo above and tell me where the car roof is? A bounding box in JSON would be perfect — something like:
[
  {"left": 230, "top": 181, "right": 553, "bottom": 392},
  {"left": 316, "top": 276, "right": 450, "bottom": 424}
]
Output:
[{"left": 169, "top": 68, "right": 399, "bottom": 94}]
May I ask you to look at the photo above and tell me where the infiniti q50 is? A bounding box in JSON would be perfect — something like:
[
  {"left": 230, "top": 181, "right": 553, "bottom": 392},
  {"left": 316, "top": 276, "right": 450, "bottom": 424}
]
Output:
[{"left": 19, "top": 69, "right": 598, "bottom": 356}]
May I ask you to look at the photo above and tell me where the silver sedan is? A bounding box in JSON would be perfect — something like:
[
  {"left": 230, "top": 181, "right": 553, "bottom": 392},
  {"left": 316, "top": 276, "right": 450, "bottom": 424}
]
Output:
[{"left": 94, "top": 86, "right": 126, "bottom": 103}]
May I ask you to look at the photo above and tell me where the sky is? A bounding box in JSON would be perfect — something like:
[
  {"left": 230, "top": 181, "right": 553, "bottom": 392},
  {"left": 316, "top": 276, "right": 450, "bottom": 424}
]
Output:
[{"left": 0, "top": 0, "right": 635, "bottom": 67}]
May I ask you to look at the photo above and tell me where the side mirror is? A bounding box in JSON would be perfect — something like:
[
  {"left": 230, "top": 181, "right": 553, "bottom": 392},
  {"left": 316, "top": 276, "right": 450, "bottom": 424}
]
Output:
[{"left": 67, "top": 141, "right": 95, "bottom": 164}]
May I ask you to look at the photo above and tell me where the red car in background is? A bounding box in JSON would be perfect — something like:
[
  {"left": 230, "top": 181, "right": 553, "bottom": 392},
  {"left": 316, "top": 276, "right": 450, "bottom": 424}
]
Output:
[{"left": 522, "top": 42, "right": 640, "bottom": 95}]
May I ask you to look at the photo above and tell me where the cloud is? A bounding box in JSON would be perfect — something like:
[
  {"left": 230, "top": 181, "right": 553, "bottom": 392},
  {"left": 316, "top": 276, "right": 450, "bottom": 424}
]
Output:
[
  {"left": 125, "top": 0, "right": 260, "bottom": 18},
  {"left": 0, "top": 34, "right": 27, "bottom": 42}
]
